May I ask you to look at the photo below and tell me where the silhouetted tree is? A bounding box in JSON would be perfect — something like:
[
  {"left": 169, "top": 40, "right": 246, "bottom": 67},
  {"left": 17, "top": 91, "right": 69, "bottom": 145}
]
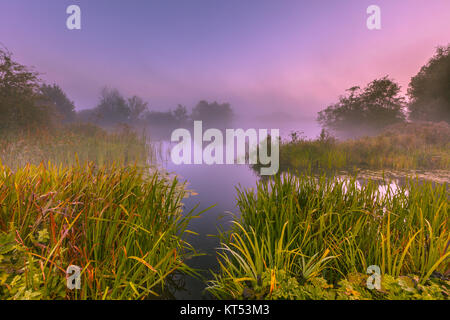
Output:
[
  {"left": 317, "top": 77, "right": 406, "bottom": 137},
  {"left": 172, "top": 104, "right": 188, "bottom": 125},
  {"left": 95, "top": 88, "right": 130, "bottom": 124},
  {"left": 0, "top": 48, "right": 52, "bottom": 131},
  {"left": 408, "top": 45, "right": 450, "bottom": 123},
  {"left": 191, "top": 100, "right": 233, "bottom": 127},
  {"left": 40, "top": 84, "right": 76, "bottom": 123},
  {"left": 127, "top": 95, "right": 148, "bottom": 122}
]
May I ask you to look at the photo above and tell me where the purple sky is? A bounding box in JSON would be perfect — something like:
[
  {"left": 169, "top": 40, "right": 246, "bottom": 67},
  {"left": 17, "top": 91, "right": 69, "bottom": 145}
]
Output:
[{"left": 1, "top": 0, "right": 449, "bottom": 118}]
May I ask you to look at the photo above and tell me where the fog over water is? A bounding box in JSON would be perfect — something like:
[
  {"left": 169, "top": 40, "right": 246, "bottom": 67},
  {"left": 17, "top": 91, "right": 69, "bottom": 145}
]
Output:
[
  {"left": 146, "top": 118, "right": 448, "bottom": 299},
  {"left": 144, "top": 115, "right": 322, "bottom": 143}
]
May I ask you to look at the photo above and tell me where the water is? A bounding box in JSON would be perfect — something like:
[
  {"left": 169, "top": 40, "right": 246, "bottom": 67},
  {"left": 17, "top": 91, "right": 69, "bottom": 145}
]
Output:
[
  {"left": 149, "top": 137, "right": 449, "bottom": 299},
  {"left": 154, "top": 144, "right": 258, "bottom": 299}
]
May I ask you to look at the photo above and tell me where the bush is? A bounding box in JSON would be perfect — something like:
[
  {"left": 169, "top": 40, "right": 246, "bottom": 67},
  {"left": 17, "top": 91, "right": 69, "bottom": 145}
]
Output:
[
  {"left": 0, "top": 162, "right": 200, "bottom": 299},
  {"left": 208, "top": 173, "right": 449, "bottom": 300}
]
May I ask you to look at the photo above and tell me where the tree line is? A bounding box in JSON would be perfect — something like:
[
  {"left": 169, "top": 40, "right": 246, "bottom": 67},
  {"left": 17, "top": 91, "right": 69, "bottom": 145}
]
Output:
[
  {"left": 77, "top": 88, "right": 233, "bottom": 129},
  {"left": 318, "top": 45, "right": 450, "bottom": 138},
  {"left": 2, "top": 44, "right": 449, "bottom": 136},
  {"left": 0, "top": 47, "right": 233, "bottom": 133}
]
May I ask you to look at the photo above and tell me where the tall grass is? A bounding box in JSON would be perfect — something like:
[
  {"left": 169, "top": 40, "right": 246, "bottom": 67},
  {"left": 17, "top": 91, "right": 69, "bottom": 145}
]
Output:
[
  {"left": 0, "top": 123, "right": 150, "bottom": 169},
  {"left": 208, "top": 173, "right": 449, "bottom": 299},
  {"left": 0, "top": 124, "right": 207, "bottom": 299},
  {"left": 274, "top": 122, "right": 450, "bottom": 173},
  {"left": 0, "top": 161, "right": 204, "bottom": 299}
]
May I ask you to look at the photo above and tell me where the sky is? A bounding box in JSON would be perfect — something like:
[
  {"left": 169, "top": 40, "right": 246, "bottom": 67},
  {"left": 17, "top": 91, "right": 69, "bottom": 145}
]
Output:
[{"left": 0, "top": 0, "right": 449, "bottom": 119}]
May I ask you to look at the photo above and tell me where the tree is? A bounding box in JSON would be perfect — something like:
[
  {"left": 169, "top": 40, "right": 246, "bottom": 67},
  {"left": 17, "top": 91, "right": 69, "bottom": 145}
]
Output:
[
  {"left": 172, "top": 104, "right": 188, "bottom": 125},
  {"left": 40, "top": 84, "right": 76, "bottom": 123},
  {"left": 317, "top": 77, "right": 406, "bottom": 137},
  {"left": 0, "top": 48, "right": 52, "bottom": 131},
  {"left": 127, "top": 95, "right": 148, "bottom": 122},
  {"left": 95, "top": 88, "right": 130, "bottom": 124},
  {"left": 191, "top": 100, "right": 233, "bottom": 127},
  {"left": 408, "top": 45, "right": 450, "bottom": 123}
]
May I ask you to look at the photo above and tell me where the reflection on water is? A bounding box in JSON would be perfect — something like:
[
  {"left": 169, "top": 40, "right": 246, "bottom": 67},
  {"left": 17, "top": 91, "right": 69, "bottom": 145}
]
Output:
[
  {"left": 149, "top": 140, "right": 448, "bottom": 299},
  {"left": 152, "top": 141, "right": 258, "bottom": 299},
  {"left": 352, "top": 169, "right": 450, "bottom": 185}
]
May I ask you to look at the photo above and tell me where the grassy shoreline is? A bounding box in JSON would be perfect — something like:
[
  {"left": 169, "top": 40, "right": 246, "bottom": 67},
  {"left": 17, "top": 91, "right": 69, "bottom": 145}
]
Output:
[
  {"left": 0, "top": 123, "right": 150, "bottom": 169},
  {"left": 0, "top": 161, "right": 202, "bottom": 299},
  {"left": 208, "top": 173, "right": 449, "bottom": 300},
  {"left": 1, "top": 123, "right": 449, "bottom": 300},
  {"left": 0, "top": 125, "right": 203, "bottom": 299},
  {"left": 269, "top": 122, "right": 450, "bottom": 174}
]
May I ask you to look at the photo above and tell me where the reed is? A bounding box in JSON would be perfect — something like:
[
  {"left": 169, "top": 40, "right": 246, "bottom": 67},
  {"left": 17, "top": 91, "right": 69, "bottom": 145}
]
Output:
[
  {"left": 208, "top": 173, "right": 449, "bottom": 299},
  {"left": 273, "top": 122, "right": 450, "bottom": 173},
  {"left": 0, "top": 161, "right": 204, "bottom": 299},
  {"left": 0, "top": 123, "right": 150, "bottom": 169}
]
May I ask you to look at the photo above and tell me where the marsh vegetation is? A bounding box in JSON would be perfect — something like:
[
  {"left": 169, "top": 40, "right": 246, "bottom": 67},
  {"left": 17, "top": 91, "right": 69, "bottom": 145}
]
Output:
[
  {"left": 0, "top": 128, "right": 206, "bottom": 299},
  {"left": 208, "top": 173, "right": 449, "bottom": 300},
  {"left": 273, "top": 121, "right": 450, "bottom": 174},
  {"left": 0, "top": 45, "right": 449, "bottom": 300}
]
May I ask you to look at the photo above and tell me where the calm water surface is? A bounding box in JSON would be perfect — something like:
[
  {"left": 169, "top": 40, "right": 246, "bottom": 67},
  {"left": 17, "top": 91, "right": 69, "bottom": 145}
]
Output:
[
  {"left": 164, "top": 162, "right": 258, "bottom": 299},
  {"left": 149, "top": 135, "right": 449, "bottom": 299}
]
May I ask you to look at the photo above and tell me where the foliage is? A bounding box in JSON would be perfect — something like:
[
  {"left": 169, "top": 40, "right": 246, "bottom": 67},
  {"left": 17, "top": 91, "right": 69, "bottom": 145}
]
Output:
[
  {"left": 408, "top": 45, "right": 450, "bottom": 123},
  {"left": 40, "top": 84, "right": 76, "bottom": 123},
  {"left": 0, "top": 162, "right": 203, "bottom": 300},
  {"left": 95, "top": 88, "right": 131, "bottom": 124},
  {"left": 317, "top": 77, "right": 406, "bottom": 138},
  {"left": 191, "top": 100, "right": 233, "bottom": 128},
  {"left": 208, "top": 173, "right": 449, "bottom": 300},
  {"left": 0, "top": 123, "right": 150, "bottom": 169},
  {"left": 127, "top": 95, "right": 148, "bottom": 122},
  {"left": 78, "top": 88, "right": 150, "bottom": 126},
  {"left": 172, "top": 104, "right": 189, "bottom": 125},
  {"left": 0, "top": 48, "right": 52, "bottom": 132},
  {"left": 0, "top": 232, "right": 66, "bottom": 299},
  {"left": 272, "top": 122, "right": 450, "bottom": 173},
  {"left": 270, "top": 271, "right": 449, "bottom": 300}
]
